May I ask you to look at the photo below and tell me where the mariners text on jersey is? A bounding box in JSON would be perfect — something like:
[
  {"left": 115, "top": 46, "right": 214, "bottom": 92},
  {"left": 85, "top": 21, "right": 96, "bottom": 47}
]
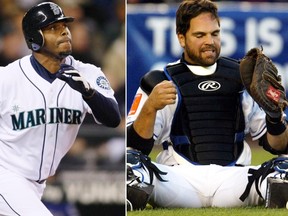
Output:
[{"left": 11, "top": 107, "right": 82, "bottom": 130}]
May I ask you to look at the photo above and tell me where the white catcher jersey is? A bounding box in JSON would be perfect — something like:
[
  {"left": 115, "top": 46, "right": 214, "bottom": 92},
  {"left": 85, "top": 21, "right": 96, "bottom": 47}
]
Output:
[
  {"left": 0, "top": 54, "right": 116, "bottom": 182},
  {"left": 127, "top": 61, "right": 268, "bottom": 166}
]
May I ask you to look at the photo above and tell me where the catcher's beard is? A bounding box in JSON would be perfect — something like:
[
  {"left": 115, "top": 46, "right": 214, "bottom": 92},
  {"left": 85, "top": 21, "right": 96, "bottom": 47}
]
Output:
[{"left": 185, "top": 46, "right": 220, "bottom": 66}]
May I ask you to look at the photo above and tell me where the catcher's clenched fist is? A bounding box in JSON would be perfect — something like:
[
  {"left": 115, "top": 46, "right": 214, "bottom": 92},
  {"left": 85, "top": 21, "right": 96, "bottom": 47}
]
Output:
[{"left": 146, "top": 80, "right": 177, "bottom": 111}]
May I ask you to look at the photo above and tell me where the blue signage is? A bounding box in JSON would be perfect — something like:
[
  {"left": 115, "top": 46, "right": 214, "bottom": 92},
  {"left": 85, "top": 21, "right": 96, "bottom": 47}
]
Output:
[{"left": 127, "top": 4, "right": 288, "bottom": 115}]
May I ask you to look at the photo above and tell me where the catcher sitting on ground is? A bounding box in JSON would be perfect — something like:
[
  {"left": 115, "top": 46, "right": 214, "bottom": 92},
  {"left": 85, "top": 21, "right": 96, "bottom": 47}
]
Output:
[{"left": 126, "top": 0, "right": 288, "bottom": 211}]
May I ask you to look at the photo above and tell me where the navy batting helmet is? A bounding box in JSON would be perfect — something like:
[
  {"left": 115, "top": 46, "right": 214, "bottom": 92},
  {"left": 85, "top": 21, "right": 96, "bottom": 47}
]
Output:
[{"left": 22, "top": 2, "right": 74, "bottom": 51}]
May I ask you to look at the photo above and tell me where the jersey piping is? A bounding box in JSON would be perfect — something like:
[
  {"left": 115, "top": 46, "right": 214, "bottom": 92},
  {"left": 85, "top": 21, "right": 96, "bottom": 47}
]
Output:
[{"left": 19, "top": 59, "right": 48, "bottom": 181}]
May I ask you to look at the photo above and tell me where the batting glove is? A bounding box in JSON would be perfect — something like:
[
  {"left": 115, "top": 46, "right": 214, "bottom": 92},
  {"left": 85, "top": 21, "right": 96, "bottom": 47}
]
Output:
[{"left": 57, "top": 64, "right": 96, "bottom": 99}]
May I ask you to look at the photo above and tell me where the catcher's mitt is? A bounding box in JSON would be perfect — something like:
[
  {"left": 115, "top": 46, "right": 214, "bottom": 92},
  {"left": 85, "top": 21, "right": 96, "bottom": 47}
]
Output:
[{"left": 239, "top": 47, "right": 288, "bottom": 118}]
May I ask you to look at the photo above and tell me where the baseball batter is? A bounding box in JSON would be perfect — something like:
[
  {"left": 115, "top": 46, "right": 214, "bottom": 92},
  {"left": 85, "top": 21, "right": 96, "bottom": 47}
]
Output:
[
  {"left": 0, "top": 2, "right": 121, "bottom": 215},
  {"left": 127, "top": 0, "right": 288, "bottom": 211}
]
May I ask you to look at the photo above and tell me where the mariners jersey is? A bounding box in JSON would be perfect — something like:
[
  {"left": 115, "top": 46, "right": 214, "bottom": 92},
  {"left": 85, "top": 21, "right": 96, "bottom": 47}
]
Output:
[
  {"left": 0, "top": 54, "right": 116, "bottom": 181},
  {"left": 127, "top": 59, "right": 267, "bottom": 166}
]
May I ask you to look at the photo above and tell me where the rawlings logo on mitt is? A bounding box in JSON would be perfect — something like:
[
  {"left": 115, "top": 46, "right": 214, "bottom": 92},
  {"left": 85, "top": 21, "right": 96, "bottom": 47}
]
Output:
[{"left": 239, "top": 47, "right": 288, "bottom": 118}]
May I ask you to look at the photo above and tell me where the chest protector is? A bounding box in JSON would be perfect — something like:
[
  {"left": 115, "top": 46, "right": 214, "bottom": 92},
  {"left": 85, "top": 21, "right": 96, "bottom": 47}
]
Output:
[{"left": 164, "top": 57, "right": 245, "bottom": 166}]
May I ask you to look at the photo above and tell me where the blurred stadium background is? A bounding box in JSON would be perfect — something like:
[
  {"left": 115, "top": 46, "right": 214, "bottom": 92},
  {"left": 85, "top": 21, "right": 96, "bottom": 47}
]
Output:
[{"left": 0, "top": 0, "right": 125, "bottom": 215}]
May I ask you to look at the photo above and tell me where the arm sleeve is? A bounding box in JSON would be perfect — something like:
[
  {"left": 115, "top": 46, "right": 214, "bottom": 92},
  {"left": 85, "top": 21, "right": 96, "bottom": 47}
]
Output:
[
  {"left": 259, "top": 133, "right": 288, "bottom": 155},
  {"left": 127, "top": 124, "right": 154, "bottom": 155},
  {"left": 84, "top": 91, "right": 121, "bottom": 128}
]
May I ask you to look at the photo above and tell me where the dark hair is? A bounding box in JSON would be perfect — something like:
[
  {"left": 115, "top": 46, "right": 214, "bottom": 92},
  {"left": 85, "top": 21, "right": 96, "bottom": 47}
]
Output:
[{"left": 176, "top": 0, "right": 220, "bottom": 35}]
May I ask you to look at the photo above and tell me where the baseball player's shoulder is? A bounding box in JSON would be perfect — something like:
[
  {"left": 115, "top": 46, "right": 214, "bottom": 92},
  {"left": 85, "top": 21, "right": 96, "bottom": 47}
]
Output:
[
  {"left": 65, "top": 55, "right": 102, "bottom": 75},
  {"left": 140, "top": 70, "right": 168, "bottom": 95},
  {"left": 0, "top": 55, "right": 30, "bottom": 80},
  {"left": 218, "top": 56, "right": 240, "bottom": 70},
  {"left": 65, "top": 55, "right": 112, "bottom": 92}
]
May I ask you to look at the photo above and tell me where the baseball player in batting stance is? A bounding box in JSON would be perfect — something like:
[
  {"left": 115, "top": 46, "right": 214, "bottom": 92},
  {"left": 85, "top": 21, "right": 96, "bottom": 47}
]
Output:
[
  {"left": 0, "top": 2, "right": 121, "bottom": 215},
  {"left": 127, "top": 0, "right": 288, "bottom": 211}
]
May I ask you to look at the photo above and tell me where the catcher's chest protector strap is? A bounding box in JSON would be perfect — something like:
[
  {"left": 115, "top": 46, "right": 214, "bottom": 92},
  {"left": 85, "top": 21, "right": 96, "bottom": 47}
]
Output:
[{"left": 164, "top": 58, "right": 245, "bottom": 166}]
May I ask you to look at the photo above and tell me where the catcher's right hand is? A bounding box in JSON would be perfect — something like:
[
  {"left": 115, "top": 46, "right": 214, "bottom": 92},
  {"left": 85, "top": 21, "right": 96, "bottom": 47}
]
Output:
[
  {"left": 239, "top": 47, "right": 288, "bottom": 119},
  {"left": 147, "top": 80, "right": 177, "bottom": 111}
]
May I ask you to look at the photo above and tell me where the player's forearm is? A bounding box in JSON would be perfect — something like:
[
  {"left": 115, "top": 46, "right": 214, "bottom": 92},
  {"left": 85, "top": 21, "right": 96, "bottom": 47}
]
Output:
[
  {"left": 267, "top": 130, "right": 288, "bottom": 153},
  {"left": 84, "top": 91, "right": 121, "bottom": 128},
  {"left": 132, "top": 101, "right": 157, "bottom": 139},
  {"left": 266, "top": 116, "right": 288, "bottom": 153},
  {"left": 126, "top": 96, "right": 157, "bottom": 155}
]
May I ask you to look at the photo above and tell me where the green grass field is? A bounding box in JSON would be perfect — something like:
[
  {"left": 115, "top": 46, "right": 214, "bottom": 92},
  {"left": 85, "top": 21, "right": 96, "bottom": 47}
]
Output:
[
  {"left": 148, "top": 144, "right": 275, "bottom": 166},
  {"left": 128, "top": 207, "right": 288, "bottom": 216},
  {"left": 128, "top": 147, "right": 288, "bottom": 215}
]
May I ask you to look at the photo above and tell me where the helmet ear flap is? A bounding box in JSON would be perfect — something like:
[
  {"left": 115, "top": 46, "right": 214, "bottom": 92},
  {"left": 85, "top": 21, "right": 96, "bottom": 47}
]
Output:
[
  {"left": 31, "top": 43, "right": 41, "bottom": 51},
  {"left": 26, "top": 29, "right": 44, "bottom": 51}
]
